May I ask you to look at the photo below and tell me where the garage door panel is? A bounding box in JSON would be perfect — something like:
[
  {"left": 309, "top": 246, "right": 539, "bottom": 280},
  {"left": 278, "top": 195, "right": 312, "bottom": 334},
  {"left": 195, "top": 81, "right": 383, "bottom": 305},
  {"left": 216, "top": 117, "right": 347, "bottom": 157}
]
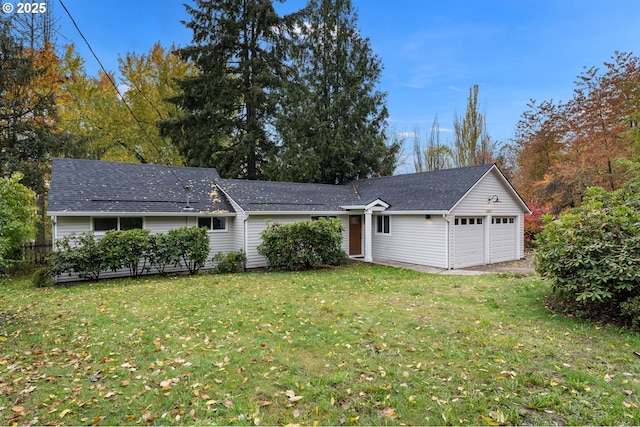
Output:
[
  {"left": 491, "top": 217, "right": 516, "bottom": 263},
  {"left": 454, "top": 217, "right": 484, "bottom": 268}
]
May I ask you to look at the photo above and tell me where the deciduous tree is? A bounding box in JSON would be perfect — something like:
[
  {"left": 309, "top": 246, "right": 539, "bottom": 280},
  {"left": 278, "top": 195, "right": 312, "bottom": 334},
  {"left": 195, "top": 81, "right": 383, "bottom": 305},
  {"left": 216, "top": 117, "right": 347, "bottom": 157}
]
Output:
[
  {"left": 0, "top": 173, "right": 37, "bottom": 269},
  {"left": 512, "top": 52, "right": 640, "bottom": 212}
]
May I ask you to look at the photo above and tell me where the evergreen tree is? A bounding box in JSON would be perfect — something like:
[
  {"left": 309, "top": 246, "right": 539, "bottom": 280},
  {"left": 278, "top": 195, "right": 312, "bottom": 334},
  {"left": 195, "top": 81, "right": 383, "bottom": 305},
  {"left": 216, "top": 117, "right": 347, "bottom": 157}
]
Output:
[
  {"left": 161, "top": 0, "right": 285, "bottom": 179},
  {"left": 275, "top": 0, "right": 398, "bottom": 184}
]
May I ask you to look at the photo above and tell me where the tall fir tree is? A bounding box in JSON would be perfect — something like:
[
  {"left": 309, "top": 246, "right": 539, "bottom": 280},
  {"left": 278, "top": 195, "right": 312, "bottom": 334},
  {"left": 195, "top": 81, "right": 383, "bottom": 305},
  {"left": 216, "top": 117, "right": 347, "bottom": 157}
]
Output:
[
  {"left": 160, "top": 0, "right": 285, "bottom": 179},
  {"left": 275, "top": 0, "right": 398, "bottom": 184}
]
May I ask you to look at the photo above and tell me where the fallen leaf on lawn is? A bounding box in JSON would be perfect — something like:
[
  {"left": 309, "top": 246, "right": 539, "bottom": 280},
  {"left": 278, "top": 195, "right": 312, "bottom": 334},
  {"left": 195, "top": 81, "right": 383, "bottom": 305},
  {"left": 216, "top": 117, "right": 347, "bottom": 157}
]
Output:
[
  {"left": 11, "top": 406, "right": 25, "bottom": 415},
  {"left": 59, "top": 408, "right": 72, "bottom": 418},
  {"left": 285, "top": 389, "right": 303, "bottom": 402},
  {"left": 224, "top": 400, "right": 234, "bottom": 408},
  {"left": 90, "top": 371, "right": 103, "bottom": 382},
  {"left": 293, "top": 408, "right": 301, "bottom": 418},
  {"left": 20, "top": 385, "right": 38, "bottom": 395},
  {"left": 121, "top": 380, "right": 130, "bottom": 386},
  {"left": 623, "top": 389, "right": 634, "bottom": 396},
  {"left": 623, "top": 401, "right": 638, "bottom": 409},
  {"left": 381, "top": 407, "right": 398, "bottom": 419}
]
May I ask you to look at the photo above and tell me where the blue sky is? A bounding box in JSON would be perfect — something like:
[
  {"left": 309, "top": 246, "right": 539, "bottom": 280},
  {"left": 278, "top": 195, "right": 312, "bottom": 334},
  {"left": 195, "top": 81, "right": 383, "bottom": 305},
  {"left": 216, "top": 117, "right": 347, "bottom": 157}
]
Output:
[{"left": 54, "top": 0, "right": 639, "bottom": 172}]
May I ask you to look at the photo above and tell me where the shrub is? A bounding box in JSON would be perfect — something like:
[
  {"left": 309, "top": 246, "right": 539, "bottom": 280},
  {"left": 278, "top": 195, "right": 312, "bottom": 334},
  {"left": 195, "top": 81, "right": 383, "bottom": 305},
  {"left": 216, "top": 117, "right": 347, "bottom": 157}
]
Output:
[
  {"left": 148, "top": 233, "right": 179, "bottom": 275},
  {"left": 168, "top": 226, "right": 209, "bottom": 274},
  {"left": 101, "top": 229, "right": 152, "bottom": 277},
  {"left": 31, "top": 265, "right": 54, "bottom": 288},
  {"left": 524, "top": 202, "right": 551, "bottom": 247},
  {"left": 50, "top": 233, "right": 106, "bottom": 281},
  {"left": 212, "top": 250, "right": 247, "bottom": 274},
  {"left": 535, "top": 187, "right": 640, "bottom": 327},
  {"left": 257, "top": 218, "right": 347, "bottom": 270}
]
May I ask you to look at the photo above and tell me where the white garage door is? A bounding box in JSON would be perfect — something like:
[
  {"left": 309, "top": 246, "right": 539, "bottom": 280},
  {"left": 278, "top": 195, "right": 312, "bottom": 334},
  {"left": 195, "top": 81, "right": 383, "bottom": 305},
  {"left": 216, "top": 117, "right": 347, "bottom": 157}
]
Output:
[
  {"left": 491, "top": 217, "right": 517, "bottom": 263},
  {"left": 454, "top": 217, "right": 485, "bottom": 268}
]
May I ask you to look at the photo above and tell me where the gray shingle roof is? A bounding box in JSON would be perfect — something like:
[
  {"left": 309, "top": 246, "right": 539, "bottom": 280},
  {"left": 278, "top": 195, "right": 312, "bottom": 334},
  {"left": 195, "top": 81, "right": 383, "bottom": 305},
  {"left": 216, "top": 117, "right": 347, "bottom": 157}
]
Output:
[
  {"left": 48, "top": 158, "right": 233, "bottom": 214},
  {"left": 48, "top": 158, "right": 502, "bottom": 215},
  {"left": 218, "top": 178, "right": 359, "bottom": 212},
  {"left": 353, "top": 163, "right": 494, "bottom": 211}
]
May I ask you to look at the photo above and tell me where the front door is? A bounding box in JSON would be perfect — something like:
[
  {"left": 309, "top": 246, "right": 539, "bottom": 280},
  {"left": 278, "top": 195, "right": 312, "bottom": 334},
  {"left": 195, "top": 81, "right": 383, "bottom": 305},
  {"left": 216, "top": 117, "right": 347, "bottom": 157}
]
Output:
[{"left": 349, "top": 215, "right": 362, "bottom": 256}]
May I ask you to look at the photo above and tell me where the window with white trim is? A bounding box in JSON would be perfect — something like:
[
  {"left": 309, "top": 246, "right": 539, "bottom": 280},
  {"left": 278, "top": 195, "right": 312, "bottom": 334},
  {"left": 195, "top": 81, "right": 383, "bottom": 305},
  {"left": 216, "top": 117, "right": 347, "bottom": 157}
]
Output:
[
  {"left": 376, "top": 215, "right": 390, "bottom": 234},
  {"left": 198, "top": 216, "right": 227, "bottom": 231},
  {"left": 93, "top": 217, "right": 143, "bottom": 232}
]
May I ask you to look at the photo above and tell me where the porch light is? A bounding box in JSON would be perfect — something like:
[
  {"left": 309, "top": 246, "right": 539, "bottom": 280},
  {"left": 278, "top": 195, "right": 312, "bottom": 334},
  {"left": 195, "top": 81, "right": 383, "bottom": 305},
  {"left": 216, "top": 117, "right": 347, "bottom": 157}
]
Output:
[{"left": 425, "top": 214, "right": 431, "bottom": 220}]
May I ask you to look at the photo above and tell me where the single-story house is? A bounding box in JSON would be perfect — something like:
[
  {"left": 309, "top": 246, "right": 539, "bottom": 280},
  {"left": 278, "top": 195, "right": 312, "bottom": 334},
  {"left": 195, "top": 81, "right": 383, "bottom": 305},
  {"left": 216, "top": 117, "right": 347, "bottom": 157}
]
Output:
[{"left": 48, "top": 157, "right": 530, "bottom": 279}]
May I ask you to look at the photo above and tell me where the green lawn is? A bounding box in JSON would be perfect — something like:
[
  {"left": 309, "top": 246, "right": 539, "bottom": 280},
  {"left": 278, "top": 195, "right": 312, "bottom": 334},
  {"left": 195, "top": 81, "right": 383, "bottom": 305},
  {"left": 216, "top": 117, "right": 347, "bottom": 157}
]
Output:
[{"left": 1, "top": 263, "right": 640, "bottom": 425}]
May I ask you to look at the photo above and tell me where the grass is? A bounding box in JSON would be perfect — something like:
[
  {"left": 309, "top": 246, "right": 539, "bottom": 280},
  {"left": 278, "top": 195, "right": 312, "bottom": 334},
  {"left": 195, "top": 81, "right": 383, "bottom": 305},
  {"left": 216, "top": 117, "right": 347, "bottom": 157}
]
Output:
[{"left": 1, "top": 263, "right": 640, "bottom": 425}]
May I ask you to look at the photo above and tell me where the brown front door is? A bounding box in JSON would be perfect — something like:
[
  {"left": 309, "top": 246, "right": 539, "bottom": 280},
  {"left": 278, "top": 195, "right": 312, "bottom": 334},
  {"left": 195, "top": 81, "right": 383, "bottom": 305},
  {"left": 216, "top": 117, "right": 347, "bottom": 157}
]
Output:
[{"left": 349, "top": 215, "right": 362, "bottom": 255}]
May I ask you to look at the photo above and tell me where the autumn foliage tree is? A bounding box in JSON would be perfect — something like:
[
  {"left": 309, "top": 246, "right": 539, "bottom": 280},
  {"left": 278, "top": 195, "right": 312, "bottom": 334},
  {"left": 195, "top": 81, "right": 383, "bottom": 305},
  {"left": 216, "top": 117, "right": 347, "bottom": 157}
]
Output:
[{"left": 512, "top": 52, "right": 640, "bottom": 212}]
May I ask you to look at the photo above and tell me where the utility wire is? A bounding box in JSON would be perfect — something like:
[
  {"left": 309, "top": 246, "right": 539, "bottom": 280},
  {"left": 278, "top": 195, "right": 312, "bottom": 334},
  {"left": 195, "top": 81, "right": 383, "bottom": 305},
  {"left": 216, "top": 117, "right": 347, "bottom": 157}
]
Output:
[{"left": 58, "top": 0, "right": 190, "bottom": 194}]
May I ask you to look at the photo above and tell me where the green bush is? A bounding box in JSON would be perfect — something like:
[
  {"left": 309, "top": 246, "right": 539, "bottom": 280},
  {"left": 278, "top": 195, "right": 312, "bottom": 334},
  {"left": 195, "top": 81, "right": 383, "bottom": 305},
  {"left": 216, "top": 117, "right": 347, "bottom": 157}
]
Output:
[
  {"left": 168, "top": 226, "right": 210, "bottom": 274},
  {"left": 50, "top": 233, "right": 107, "bottom": 281},
  {"left": 257, "top": 218, "right": 347, "bottom": 270},
  {"left": 31, "top": 266, "right": 54, "bottom": 288},
  {"left": 535, "top": 187, "right": 640, "bottom": 327},
  {"left": 212, "top": 250, "right": 247, "bottom": 273},
  {"left": 49, "top": 226, "right": 210, "bottom": 280},
  {"left": 148, "top": 233, "right": 179, "bottom": 275},
  {"left": 101, "top": 229, "right": 152, "bottom": 277}
]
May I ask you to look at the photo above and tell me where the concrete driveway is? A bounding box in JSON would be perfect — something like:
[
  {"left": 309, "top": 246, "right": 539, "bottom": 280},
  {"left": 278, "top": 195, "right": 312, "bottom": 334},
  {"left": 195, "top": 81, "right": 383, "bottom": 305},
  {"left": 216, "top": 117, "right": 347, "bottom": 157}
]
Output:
[{"left": 373, "top": 254, "right": 536, "bottom": 276}]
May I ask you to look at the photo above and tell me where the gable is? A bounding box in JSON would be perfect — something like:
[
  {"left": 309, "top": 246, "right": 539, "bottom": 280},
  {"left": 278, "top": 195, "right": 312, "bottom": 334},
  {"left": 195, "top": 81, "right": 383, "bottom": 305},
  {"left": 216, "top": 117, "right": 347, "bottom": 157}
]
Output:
[
  {"left": 353, "top": 164, "right": 495, "bottom": 211},
  {"left": 450, "top": 166, "right": 530, "bottom": 215}
]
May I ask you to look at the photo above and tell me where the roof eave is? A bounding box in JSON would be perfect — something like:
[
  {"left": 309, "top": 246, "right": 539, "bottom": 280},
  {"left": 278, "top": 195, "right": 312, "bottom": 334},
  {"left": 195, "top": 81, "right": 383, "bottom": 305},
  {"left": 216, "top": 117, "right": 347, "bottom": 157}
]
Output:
[{"left": 48, "top": 211, "right": 237, "bottom": 217}]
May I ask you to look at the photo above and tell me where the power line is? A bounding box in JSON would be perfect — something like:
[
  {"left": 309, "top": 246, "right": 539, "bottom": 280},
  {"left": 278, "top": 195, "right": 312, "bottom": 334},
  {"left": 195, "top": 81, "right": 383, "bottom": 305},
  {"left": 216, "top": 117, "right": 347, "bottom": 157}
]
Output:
[{"left": 57, "top": 0, "right": 189, "bottom": 193}]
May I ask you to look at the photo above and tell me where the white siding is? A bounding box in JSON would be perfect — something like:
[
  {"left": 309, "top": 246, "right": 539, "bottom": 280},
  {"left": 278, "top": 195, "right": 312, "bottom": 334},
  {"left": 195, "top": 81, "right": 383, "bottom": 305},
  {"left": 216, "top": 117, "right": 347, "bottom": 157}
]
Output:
[
  {"left": 145, "top": 216, "right": 188, "bottom": 234},
  {"left": 55, "top": 217, "right": 91, "bottom": 241},
  {"left": 245, "top": 214, "right": 349, "bottom": 269},
  {"left": 371, "top": 214, "right": 448, "bottom": 269}
]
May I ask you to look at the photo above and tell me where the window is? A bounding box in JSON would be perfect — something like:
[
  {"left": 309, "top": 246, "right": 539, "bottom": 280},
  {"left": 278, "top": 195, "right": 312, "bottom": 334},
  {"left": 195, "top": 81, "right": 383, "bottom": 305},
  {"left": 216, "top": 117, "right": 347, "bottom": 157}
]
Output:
[
  {"left": 93, "top": 217, "right": 142, "bottom": 232},
  {"left": 456, "top": 217, "right": 483, "bottom": 226},
  {"left": 376, "top": 215, "right": 390, "bottom": 234},
  {"left": 311, "top": 215, "right": 337, "bottom": 221},
  {"left": 198, "top": 217, "right": 227, "bottom": 231}
]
